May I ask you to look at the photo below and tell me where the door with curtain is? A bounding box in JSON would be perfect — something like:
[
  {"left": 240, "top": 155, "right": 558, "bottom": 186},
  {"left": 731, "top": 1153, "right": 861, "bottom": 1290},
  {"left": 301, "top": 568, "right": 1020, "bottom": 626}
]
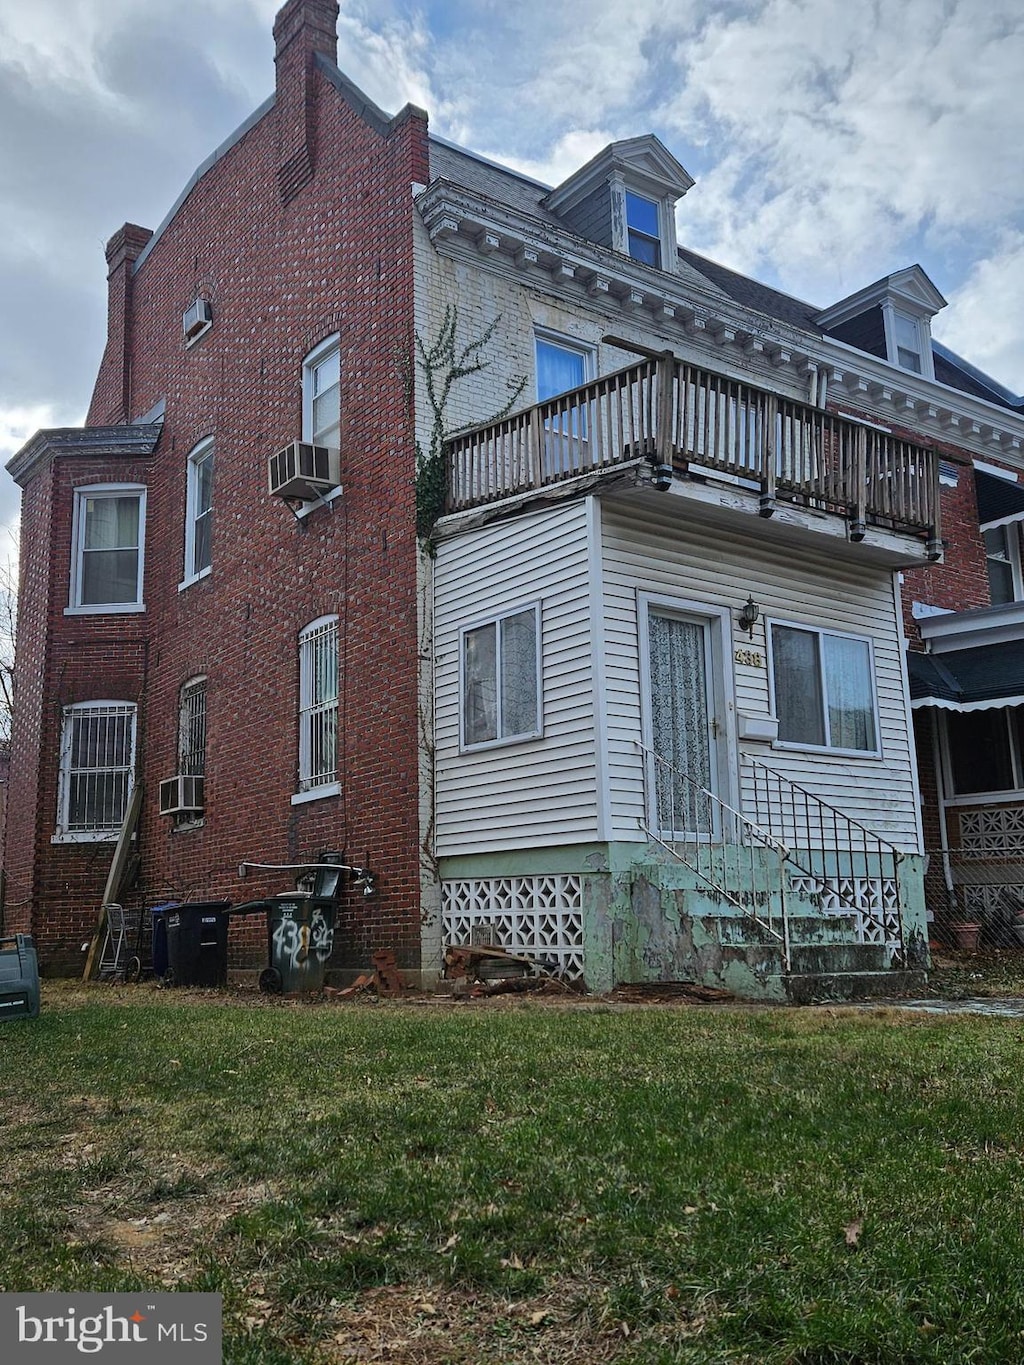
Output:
[{"left": 647, "top": 611, "right": 720, "bottom": 838}]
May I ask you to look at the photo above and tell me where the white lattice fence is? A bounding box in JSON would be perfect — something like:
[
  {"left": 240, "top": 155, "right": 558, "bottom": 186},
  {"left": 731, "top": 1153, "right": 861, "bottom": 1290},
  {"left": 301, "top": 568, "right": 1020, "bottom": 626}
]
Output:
[
  {"left": 959, "top": 807, "right": 1024, "bottom": 854},
  {"left": 787, "top": 875, "right": 901, "bottom": 947},
  {"left": 442, "top": 875, "right": 585, "bottom": 977}
]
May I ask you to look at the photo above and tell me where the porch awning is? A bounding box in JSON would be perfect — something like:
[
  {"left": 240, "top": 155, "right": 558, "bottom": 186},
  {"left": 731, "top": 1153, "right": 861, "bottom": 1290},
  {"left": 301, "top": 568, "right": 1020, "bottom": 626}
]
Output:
[
  {"left": 908, "top": 642, "right": 1024, "bottom": 711},
  {"left": 975, "top": 468, "right": 1024, "bottom": 530}
]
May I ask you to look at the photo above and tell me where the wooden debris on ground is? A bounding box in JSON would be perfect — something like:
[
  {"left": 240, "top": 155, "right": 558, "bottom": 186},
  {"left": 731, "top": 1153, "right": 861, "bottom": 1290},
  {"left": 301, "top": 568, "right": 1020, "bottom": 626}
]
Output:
[{"left": 612, "top": 981, "right": 735, "bottom": 1004}]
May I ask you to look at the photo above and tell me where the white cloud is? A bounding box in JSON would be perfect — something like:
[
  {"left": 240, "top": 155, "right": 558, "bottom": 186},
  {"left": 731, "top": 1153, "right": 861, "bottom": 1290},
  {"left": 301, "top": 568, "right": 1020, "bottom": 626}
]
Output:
[{"left": 935, "top": 232, "right": 1024, "bottom": 395}]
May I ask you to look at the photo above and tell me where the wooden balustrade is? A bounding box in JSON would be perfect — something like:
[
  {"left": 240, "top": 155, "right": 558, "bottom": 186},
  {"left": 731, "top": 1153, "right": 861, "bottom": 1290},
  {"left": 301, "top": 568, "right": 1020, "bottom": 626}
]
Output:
[{"left": 445, "top": 354, "right": 941, "bottom": 544}]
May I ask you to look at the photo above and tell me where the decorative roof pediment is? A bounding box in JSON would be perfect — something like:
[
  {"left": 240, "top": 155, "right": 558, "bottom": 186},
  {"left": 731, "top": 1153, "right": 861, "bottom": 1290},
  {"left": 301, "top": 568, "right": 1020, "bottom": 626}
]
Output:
[
  {"left": 543, "top": 134, "right": 695, "bottom": 216},
  {"left": 815, "top": 264, "right": 947, "bottom": 330}
]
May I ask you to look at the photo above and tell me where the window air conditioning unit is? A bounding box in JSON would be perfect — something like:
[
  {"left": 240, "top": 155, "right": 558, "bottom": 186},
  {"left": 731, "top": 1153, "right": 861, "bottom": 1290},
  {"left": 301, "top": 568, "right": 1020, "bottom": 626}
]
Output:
[
  {"left": 159, "top": 774, "right": 205, "bottom": 816},
  {"left": 268, "top": 441, "right": 340, "bottom": 500},
  {"left": 182, "top": 298, "right": 212, "bottom": 340}
]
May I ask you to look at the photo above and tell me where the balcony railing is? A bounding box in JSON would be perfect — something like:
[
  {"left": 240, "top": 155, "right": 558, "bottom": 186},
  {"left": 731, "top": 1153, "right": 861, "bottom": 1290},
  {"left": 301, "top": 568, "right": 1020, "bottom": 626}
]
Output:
[{"left": 445, "top": 353, "right": 942, "bottom": 548}]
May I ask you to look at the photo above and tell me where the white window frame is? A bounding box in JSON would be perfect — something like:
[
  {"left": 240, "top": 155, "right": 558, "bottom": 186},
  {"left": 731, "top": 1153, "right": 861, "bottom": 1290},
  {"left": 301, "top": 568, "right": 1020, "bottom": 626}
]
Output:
[
  {"left": 983, "top": 523, "right": 1024, "bottom": 605},
  {"left": 180, "top": 437, "right": 214, "bottom": 589},
  {"left": 624, "top": 188, "right": 663, "bottom": 268},
  {"left": 54, "top": 701, "right": 137, "bottom": 842},
  {"left": 298, "top": 335, "right": 342, "bottom": 517},
  {"left": 881, "top": 302, "right": 934, "bottom": 380},
  {"left": 767, "top": 619, "right": 881, "bottom": 758},
  {"left": 66, "top": 484, "right": 146, "bottom": 615},
  {"left": 534, "top": 330, "right": 594, "bottom": 402},
  {"left": 293, "top": 614, "right": 340, "bottom": 803},
  {"left": 459, "top": 602, "right": 543, "bottom": 753}
]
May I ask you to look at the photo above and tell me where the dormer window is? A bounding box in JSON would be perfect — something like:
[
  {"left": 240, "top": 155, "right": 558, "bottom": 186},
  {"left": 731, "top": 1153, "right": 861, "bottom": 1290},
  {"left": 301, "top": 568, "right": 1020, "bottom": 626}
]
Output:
[
  {"left": 890, "top": 310, "right": 924, "bottom": 375},
  {"left": 625, "top": 191, "right": 661, "bottom": 268},
  {"left": 815, "top": 266, "right": 945, "bottom": 383}
]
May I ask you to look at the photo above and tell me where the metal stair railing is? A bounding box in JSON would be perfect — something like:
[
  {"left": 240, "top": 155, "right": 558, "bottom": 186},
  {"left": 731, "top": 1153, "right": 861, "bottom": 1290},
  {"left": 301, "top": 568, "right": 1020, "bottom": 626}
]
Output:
[
  {"left": 745, "top": 757, "right": 906, "bottom": 961},
  {"left": 637, "top": 742, "right": 791, "bottom": 966}
]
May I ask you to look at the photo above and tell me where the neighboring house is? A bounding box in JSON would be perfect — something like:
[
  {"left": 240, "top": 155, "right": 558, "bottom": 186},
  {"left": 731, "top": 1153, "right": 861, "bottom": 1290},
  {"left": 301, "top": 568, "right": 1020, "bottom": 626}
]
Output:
[{"left": 4, "top": 0, "right": 1021, "bottom": 996}]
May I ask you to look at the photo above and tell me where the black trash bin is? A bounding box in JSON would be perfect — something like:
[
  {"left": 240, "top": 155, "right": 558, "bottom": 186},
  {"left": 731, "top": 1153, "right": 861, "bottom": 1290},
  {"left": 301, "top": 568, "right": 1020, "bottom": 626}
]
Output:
[
  {"left": 164, "top": 902, "right": 231, "bottom": 987},
  {"left": 267, "top": 895, "right": 337, "bottom": 993}
]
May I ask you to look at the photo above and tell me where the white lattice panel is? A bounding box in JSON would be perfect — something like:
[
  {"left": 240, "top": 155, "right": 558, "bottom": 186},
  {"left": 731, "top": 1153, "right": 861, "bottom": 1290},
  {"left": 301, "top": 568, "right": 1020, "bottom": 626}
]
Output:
[
  {"left": 959, "top": 807, "right": 1024, "bottom": 854},
  {"left": 788, "top": 875, "right": 901, "bottom": 947},
  {"left": 962, "top": 884, "right": 1024, "bottom": 917},
  {"left": 442, "top": 875, "right": 585, "bottom": 977}
]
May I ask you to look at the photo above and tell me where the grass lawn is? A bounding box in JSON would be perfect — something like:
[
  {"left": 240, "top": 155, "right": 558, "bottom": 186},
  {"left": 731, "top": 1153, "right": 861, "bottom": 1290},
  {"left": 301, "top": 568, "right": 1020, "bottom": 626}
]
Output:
[{"left": 3, "top": 985, "right": 1024, "bottom": 1363}]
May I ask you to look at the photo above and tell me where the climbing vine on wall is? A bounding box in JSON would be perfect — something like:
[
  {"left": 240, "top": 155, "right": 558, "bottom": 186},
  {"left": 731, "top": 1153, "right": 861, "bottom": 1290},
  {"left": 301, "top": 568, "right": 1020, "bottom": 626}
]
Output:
[{"left": 415, "top": 306, "right": 526, "bottom": 548}]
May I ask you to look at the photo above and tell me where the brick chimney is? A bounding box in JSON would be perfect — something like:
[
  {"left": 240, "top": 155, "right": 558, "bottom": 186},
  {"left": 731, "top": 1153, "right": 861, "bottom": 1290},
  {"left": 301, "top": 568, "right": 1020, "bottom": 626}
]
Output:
[
  {"left": 86, "top": 223, "right": 153, "bottom": 427},
  {"left": 273, "top": 0, "right": 340, "bottom": 203}
]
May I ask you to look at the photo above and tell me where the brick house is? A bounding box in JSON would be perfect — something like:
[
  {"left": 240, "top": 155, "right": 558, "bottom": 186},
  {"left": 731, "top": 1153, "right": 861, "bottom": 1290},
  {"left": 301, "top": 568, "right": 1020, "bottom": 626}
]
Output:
[{"left": 6, "top": 0, "right": 1023, "bottom": 994}]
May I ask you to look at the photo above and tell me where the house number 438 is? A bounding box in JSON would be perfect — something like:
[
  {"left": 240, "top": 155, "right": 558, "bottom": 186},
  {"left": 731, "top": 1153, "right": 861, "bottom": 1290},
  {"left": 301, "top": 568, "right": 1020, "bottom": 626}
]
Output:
[{"left": 734, "top": 647, "right": 765, "bottom": 667}]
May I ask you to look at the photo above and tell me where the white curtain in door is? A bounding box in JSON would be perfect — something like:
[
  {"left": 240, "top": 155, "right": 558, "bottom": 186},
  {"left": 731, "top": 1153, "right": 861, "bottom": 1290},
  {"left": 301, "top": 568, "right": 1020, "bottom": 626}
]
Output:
[{"left": 648, "top": 614, "right": 713, "bottom": 835}]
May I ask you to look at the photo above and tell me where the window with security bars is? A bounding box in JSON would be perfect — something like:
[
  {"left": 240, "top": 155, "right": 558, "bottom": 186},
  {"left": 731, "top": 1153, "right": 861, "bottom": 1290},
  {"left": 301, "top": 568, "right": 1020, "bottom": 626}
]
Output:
[
  {"left": 178, "top": 678, "right": 207, "bottom": 776},
  {"left": 298, "top": 617, "right": 338, "bottom": 793},
  {"left": 57, "top": 702, "right": 137, "bottom": 838}
]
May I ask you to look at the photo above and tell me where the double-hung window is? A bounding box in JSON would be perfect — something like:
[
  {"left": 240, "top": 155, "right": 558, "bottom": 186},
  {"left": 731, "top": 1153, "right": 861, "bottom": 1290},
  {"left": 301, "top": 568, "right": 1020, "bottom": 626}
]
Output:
[
  {"left": 461, "top": 605, "right": 541, "bottom": 750},
  {"left": 69, "top": 486, "right": 146, "bottom": 612},
  {"left": 535, "top": 334, "right": 590, "bottom": 403},
  {"left": 295, "top": 616, "right": 339, "bottom": 799},
  {"left": 56, "top": 702, "right": 137, "bottom": 840},
  {"left": 984, "top": 525, "right": 1023, "bottom": 605},
  {"left": 303, "top": 336, "right": 341, "bottom": 448},
  {"left": 183, "top": 438, "right": 213, "bottom": 584},
  {"left": 625, "top": 190, "right": 662, "bottom": 268},
  {"left": 770, "top": 623, "right": 879, "bottom": 754}
]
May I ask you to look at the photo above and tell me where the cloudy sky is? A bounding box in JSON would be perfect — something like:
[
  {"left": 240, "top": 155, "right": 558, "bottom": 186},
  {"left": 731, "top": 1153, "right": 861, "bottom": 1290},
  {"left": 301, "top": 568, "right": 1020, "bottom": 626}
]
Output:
[{"left": 1, "top": 0, "right": 1022, "bottom": 536}]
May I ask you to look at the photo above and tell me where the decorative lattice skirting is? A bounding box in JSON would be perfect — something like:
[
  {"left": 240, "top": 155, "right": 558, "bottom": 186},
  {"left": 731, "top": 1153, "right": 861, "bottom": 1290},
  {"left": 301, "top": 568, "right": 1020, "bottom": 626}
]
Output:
[
  {"left": 961, "top": 884, "right": 1024, "bottom": 917},
  {"left": 959, "top": 807, "right": 1024, "bottom": 855},
  {"left": 441, "top": 875, "right": 585, "bottom": 977},
  {"left": 788, "top": 875, "right": 901, "bottom": 947}
]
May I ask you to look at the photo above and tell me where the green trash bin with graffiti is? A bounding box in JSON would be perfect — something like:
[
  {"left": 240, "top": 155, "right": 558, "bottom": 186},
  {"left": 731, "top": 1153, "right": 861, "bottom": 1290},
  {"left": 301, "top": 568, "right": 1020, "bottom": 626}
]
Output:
[{"left": 266, "top": 895, "right": 336, "bottom": 993}]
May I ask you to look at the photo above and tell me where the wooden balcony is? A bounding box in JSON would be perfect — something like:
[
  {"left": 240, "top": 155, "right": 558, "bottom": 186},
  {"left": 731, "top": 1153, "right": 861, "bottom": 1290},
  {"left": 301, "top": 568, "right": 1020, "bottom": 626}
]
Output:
[{"left": 445, "top": 353, "right": 942, "bottom": 551}]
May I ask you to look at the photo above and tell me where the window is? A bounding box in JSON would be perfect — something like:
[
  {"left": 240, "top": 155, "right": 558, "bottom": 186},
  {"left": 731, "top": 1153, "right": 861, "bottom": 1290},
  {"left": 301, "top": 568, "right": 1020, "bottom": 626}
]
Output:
[
  {"left": 303, "top": 336, "right": 340, "bottom": 447},
  {"left": 984, "top": 525, "right": 1023, "bottom": 605},
  {"left": 625, "top": 190, "right": 661, "bottom": 268},
  {"left": 461, "top": 605, "right": 541, "bottom": 749},
  {"left": 893, "top": 312, "right": 923, "bottom": 374},
  {"left": 69, "top": 485, "right": 145, "bottom": 612},
  {"left": 296, "top": 616, "right": 339, "bottom": 798},
  {"left": 183, "top": 438, "right": 213, "bottom": 584},
  {"left": 946, "top": 708, "right": 1024, "bottom": 796},
  {"left": 770, "top": 623, "right": 878, "bottom": 753},
  {"left": 535, "top": 334, "right": 590, "bottom": 402},
  {"left": 178, "top": 677, "right": 207, "bottom": 777},
  {"left": 56, "top": 702, "right": 137, "bottom": 839}
]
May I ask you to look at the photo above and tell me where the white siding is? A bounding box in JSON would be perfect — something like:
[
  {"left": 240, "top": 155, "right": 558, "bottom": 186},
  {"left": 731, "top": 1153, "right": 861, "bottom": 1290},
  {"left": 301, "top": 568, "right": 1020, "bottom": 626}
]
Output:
[
  {"left": 434, "top": 500, "right": 597, "bottom": 855},
  {"left": 600, "top": 500, "right": 922, "bottom": 851}
]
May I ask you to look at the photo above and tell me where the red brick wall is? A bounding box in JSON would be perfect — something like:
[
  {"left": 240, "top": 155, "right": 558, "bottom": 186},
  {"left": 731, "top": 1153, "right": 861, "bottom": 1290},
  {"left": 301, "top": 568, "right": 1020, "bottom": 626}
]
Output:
[
  {"left": 901, "top": 462, "right": 992, "bottom": 646},
  {"left": 7, "top": 29, "right": 430, "bottom": 974}
]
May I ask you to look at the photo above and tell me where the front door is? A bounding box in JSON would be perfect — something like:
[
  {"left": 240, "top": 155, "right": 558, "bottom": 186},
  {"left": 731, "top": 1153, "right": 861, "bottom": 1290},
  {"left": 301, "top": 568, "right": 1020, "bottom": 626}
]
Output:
[{"left": 647, "top": 610, "right": 720, "bottom": 838}]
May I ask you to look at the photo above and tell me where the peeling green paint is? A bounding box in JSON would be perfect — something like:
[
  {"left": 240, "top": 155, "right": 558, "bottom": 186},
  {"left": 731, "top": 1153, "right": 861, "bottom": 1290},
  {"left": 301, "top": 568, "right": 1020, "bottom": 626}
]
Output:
[{"left": 440, "top": 843, "right": 929, "bottom": 1002}]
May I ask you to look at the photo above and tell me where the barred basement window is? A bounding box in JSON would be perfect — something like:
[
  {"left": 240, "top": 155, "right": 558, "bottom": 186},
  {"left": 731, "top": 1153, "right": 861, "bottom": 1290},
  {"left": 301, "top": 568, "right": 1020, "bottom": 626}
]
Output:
[
  {"left": 296, "top": 616, "right": 338, "bottom": 797},
  {"left": 56, "top": 702, "right": 137, "bottom": 840},
  {"left": 178, "top": 677, "right": 207, "bottom": 776}
]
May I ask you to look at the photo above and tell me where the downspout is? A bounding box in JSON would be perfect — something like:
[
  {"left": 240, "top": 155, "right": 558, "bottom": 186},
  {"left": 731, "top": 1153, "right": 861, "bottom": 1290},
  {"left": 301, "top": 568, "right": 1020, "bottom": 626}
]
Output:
[{"left": 929, "top": 707, "right": 955, "bottom": 899}]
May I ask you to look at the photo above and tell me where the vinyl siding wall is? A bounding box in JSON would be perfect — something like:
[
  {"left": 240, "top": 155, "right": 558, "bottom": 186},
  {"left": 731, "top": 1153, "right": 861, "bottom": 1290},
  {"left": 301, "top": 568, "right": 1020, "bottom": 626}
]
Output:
[
  {"left": 434, "top": 499, "right": 598, "bottom": 855},
  {"left": 600, "top": 499, "right": 922, "bottom": 851}
]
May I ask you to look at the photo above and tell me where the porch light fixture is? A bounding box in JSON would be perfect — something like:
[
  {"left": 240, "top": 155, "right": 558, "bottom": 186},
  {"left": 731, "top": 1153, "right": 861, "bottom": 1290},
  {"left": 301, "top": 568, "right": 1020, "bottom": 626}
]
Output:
[{"left": 738, "top": 595, "right": 760, "bottom": 638}]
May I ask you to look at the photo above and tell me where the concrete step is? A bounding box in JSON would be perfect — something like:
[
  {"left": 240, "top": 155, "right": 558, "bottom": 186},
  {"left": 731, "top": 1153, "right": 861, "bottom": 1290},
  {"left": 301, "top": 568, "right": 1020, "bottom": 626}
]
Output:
[{"left": 784, "top": 969, "right": 928, "bottom": 1005}]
